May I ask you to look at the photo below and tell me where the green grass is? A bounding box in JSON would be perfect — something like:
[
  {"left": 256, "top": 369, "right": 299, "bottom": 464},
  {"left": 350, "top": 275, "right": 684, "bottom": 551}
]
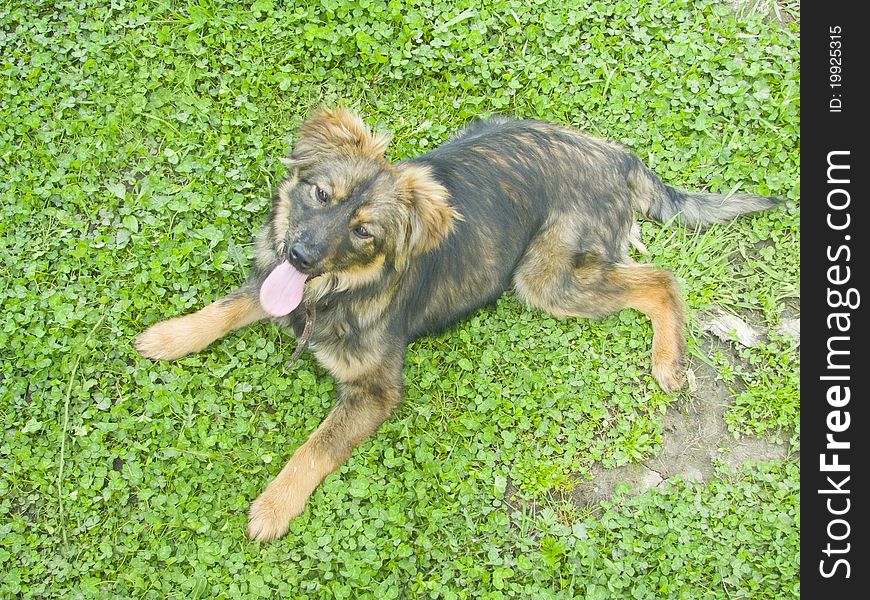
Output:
[{"left": 1, "top": 0, "right": 799, "bottom": 597}]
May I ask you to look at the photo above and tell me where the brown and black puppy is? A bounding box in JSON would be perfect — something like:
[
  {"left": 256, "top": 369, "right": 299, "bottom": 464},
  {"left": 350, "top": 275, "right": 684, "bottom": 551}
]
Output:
[{"left": 135, "top": 107, "right": 779, "bottom": 541}]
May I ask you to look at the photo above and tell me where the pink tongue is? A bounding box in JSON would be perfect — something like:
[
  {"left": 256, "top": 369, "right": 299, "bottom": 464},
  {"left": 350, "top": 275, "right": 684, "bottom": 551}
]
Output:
[{"left": 259, "top": 260, "right": 308, "bottom": 317}]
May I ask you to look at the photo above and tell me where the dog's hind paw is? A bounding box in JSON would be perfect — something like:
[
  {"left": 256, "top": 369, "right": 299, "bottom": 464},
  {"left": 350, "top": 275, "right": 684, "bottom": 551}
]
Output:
[{"left": 652, "top": 360, "right": 686, "bottom": 395}]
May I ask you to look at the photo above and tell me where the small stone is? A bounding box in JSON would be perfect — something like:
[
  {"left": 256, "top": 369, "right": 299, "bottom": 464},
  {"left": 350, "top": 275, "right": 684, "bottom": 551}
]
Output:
[
  {"left": 699, "top": 307, "right": 766, "bottom": 347},
  {"left": 639, "top": 468, "right": 664, "bottom": 490},
  {"left": 775, "top": 318, "right": 800, "bottom": 341},
  {"left": 680, "top": 467, "right": 705, "bottom": 482},
  {"left": 686, "top": 367, "right": 697, "bottom": 393}
]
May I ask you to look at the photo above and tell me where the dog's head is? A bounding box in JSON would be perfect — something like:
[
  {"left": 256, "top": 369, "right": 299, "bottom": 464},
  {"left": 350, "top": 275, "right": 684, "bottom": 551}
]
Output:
[{"left": 256, "top": 108, "right": 460, "bottom": 316}]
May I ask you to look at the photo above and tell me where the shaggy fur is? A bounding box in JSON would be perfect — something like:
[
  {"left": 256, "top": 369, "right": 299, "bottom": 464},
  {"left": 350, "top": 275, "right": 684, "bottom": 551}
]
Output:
[{"left": 136, "top": 107, "right": 780, "bottom": 541}]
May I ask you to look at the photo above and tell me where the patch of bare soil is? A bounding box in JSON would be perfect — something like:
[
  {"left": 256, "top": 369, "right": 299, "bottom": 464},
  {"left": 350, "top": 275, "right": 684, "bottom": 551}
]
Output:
[{"left": 569, "top": 315, "right": 797, "bottom": 508}]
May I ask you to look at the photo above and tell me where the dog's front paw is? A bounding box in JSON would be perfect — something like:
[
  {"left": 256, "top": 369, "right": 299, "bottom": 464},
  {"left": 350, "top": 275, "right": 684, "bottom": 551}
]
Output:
[
  {"left": 135, "top": 316, "right": 209, "bottom": 361},
  {"left": 247, "top": 487, "right": 306, "bottom": 542},
  {"left": 135, "top": 319, "right": 188, "bottom": 360}
]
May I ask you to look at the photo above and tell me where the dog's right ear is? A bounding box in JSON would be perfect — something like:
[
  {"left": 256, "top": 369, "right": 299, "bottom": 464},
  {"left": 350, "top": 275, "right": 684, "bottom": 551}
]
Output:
[{"left": 284, "top": 107, "right": 391, "bottom": 170}]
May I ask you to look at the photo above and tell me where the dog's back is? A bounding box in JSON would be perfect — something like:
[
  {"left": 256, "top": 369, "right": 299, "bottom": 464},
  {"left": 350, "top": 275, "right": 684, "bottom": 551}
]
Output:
[{"left": 400, "top": 117, "right": 646, "bottom": 338}]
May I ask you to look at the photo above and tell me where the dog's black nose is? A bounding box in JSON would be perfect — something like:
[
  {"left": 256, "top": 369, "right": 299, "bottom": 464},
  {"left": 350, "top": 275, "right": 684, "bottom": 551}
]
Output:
[{"left": 289, "top": 242, "right": 314, "bottom": 271}]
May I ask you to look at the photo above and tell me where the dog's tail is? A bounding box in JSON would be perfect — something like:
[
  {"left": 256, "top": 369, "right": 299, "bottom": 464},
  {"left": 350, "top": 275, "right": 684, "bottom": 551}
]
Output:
[{"left": 628, "top": 159, "right": 782, "bottom": 226}]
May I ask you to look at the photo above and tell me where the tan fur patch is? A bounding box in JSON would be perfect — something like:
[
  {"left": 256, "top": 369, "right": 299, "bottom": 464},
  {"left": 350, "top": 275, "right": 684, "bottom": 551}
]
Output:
[
  {"left": 302, "top": 254, "right": 387, "bottom": 306},
  {"left": 335, "top": 254, "right": 386, "bottom": 290},
  {"left": 396, "top": 163, "right": 461, "bottom": 261},
  {"left": 511, "top": 219, "right": 577, "bottom": 309},
  {"left": 313, "top": 331, "right": 388, "bottom": 383},
  {"left": 288, "top": 106, "right": 391, "bottom": 167},
  {"left": 620, "top": 269, "right": 686, "bottom": 393}
]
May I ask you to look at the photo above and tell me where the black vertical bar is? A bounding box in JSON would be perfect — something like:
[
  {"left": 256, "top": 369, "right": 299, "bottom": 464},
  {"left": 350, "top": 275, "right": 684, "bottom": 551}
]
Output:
[{"left": 802, "top": 3, "right": 867, "bottom": 596}]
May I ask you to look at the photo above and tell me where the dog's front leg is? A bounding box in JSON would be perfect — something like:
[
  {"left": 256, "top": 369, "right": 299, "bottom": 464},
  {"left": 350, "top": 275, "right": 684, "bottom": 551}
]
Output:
[
  {"left": 135, "top": 285, "right": 266, "bottom": 360},
  {"left": 247, "top": 361, "right": 403, "bottom": 541}
]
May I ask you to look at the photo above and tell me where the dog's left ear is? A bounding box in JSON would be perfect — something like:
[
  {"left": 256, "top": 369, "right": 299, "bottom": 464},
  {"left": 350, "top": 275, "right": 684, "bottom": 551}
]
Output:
[
  {"left": 397, "top": 163, "right": 461, "bottom": 259},
  {"left": 285, "top": 107, "right": 391, "bottom": 169}
]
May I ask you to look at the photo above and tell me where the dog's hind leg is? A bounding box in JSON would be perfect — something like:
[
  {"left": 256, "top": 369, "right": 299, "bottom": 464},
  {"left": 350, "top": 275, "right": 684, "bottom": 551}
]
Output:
[
  {"left": 514, "top": 241, "right": 686, "bottom": 393},
  {"left": 247, "top": 358, "right": 404, "bottom": 541},
  {"left": 135, "top": 286, "right": 267, "bottom": 360}
]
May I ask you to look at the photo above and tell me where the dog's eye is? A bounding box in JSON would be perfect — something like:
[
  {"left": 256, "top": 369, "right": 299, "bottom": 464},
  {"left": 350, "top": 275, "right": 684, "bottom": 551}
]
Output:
[
  {"left": 314, "top": 185, "right": 330, "bottom": 205},
  {"left": 352, "top": 225, "right": 373, "bottom": 240}
]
